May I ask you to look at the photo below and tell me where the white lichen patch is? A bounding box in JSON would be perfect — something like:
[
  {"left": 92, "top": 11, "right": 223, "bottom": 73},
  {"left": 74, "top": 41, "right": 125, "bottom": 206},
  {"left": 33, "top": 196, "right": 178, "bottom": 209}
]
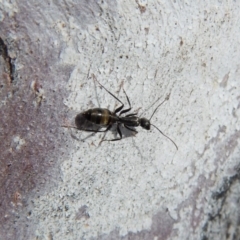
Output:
[
  {"left": 0, "top": 0, "right": 18, "bottom": 19},
  {"left": 12, "top": 135, "right": 26, "bottom": 151}
]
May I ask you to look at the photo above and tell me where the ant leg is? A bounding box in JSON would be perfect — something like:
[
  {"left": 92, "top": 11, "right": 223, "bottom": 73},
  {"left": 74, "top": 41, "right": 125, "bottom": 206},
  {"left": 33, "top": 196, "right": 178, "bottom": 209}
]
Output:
[
  {"left": 82, "top": 124, "right": 112, "bottom": 133},
  {"left": 125, "top": 113, "right": 138, "bottom": 117},
  {"left": 110, "top": 124, "right": 123, "bottom": 141},
  {"left": 124, "top": 125, "right": 138, "bottom": 133},
  {"left": 102, "top": 124, "right": 123, "bottom": 142},
  {"left": 115, "top": 104, "right": 124, "bottom": 114},
  {"left": 62, "top": 124, "right": 112, "bottom": 133},
  {"left": 92, "top": 74, "right": 124, "bottom": 114},
  {"left": 119, "top": 88, "right": 132, "bottom": 115},
  {"left": 98, "top": 130, "right": 109, "bottom": 146}
]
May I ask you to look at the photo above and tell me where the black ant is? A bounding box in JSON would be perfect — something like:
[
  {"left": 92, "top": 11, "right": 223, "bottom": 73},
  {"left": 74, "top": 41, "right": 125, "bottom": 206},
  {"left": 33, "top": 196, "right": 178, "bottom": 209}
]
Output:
[{"left": 63, "top": 74, "right": 178, "bottom": 150}]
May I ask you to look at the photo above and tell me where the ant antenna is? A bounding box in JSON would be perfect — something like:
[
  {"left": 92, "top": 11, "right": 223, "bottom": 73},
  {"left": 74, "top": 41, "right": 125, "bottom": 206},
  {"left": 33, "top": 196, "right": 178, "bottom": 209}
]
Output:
[
  {"left": 139, "top": 97, "right": 161, "bottom": 118},
  {"left": 151, "top": 123, "right": 178, "bottom": 150},
  {"left": 148, "top": 94, "right": 178, "bottom": 150},
  {"left": 92, "top": 74, "right": 124, "bottom": 105},
  {"left": 149, "top": 94, "right": 170, "bottom": 121}
]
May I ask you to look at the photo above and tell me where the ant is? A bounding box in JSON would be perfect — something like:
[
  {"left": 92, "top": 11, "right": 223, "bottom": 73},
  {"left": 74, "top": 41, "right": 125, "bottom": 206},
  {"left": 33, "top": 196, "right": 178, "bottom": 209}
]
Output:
[{"left": 63, "top": 74, "right": 178, "bottom": 150}]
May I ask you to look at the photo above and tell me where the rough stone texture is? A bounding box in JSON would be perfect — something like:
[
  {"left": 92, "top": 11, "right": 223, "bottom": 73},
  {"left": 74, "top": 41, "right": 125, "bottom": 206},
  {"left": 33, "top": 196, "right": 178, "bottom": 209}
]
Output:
[{"left": 0, "top": 1, "right": 240, "bottom": 240}]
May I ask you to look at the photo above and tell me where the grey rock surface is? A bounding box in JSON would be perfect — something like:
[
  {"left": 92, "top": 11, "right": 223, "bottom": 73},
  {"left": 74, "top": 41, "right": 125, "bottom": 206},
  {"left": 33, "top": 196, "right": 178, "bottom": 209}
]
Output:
[{"left": 0, "top": 1, "right": 240, "bottom": 240}]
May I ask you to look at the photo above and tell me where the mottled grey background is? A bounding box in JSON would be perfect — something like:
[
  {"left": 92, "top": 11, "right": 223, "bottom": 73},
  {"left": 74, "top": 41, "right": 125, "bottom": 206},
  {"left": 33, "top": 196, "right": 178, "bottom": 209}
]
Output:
[{"left": 1, "top": 1, "right": 240, "bottom": 240}]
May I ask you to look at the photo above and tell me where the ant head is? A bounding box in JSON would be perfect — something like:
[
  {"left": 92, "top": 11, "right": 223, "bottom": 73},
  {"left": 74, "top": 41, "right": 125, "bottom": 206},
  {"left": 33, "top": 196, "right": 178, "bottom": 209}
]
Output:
[{"left": 140, "top": 118, "right": 150, "bottom": 130}]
